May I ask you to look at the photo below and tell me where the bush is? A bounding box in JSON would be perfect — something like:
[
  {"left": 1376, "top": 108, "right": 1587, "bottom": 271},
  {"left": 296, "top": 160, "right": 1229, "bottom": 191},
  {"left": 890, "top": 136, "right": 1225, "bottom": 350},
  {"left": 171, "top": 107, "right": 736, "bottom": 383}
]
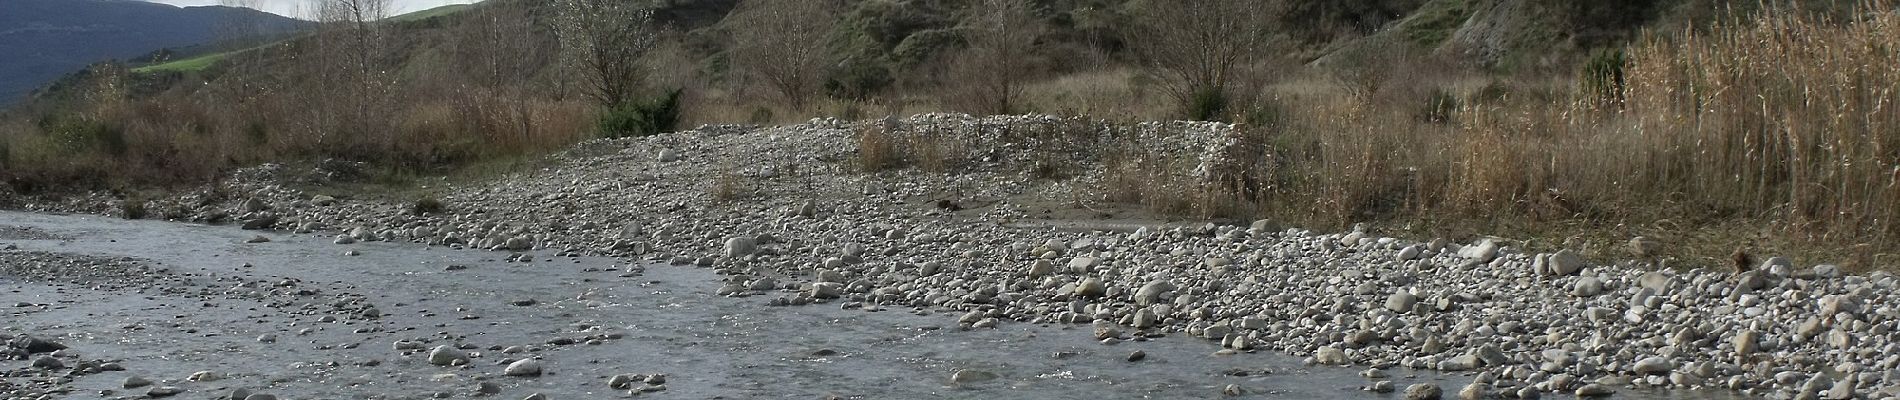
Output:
[
  {"left": 598, "top": 89, "right": 682, "bottom": 138},
  {"left": 43, "top": 115, "right": 127, "bottom": 156},
  {"left": 413, "top": 196, "right": 445, "bottom": 215},
  {"left": 1187, "top": 88, "right": 1230, "bottom": 122},
  {"left": 121, "top": 197, "right": 147, "bottom": 220},
  {"left": 1580, "top": 48, "right": 1627, "bottom": 106},
  {"left": 1419, "top": 88, "right": 1459, "bottom": 124}
]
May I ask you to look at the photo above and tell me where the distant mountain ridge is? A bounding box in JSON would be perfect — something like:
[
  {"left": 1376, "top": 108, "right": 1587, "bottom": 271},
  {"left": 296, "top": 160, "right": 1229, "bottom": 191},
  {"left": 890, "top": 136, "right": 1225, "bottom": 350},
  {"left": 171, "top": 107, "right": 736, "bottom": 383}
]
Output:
[{"left": 0, "top": 0, "right": 310, "bottom": 103}]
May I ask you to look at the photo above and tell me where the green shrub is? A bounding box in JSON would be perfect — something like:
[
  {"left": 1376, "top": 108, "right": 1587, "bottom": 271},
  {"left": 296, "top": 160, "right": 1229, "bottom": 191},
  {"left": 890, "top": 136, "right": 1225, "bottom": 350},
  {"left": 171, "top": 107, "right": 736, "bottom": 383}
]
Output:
[
  {"left": 413, "top": 196, "right": 445, "bottom": 215},
  {"left": 1581, "top": 48, "right": 1627, "bottom": 105},
  {"left": 1419, "top": 88, "right": 1459, "bottom": 123},
  {"left": 598, "top": 89, "right": 682, "bottom": 138},
  {"left": 1187, "top": 88, "right": 1229, "bottom": 122},
  {"left": 121, "top": 197, "right": 147, "bottom": 220},
  {"left": 44, "top": 116, "right": 127, "bottom": 156}
]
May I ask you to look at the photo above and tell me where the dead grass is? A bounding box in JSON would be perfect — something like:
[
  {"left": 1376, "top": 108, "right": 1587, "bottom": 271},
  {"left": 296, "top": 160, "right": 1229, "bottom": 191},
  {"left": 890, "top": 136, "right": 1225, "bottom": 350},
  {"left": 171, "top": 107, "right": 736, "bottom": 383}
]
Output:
[{"left": 1095, "top": 3, "right": 1900, "bottom": 271}]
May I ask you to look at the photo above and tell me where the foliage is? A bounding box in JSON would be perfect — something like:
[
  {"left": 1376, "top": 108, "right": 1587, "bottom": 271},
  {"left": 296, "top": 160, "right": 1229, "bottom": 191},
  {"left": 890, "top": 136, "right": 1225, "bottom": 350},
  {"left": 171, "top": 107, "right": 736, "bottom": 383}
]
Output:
[
  {"left": 598, "top": 89, "right": 682, "bottom": 138},
  {"left": 1580, "top": 48, "right": 1627, "bottom": 106}
]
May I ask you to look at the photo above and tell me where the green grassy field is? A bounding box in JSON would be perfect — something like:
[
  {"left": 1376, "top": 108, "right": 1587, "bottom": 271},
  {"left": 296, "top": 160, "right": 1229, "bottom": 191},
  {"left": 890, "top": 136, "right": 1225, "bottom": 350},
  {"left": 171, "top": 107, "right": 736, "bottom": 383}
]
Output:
[
  {"left": 392, "top": 3, "right": 477, "bottom": 22},
  {"left": 131, "top": 52, "right": 232, "bottom": 74}
]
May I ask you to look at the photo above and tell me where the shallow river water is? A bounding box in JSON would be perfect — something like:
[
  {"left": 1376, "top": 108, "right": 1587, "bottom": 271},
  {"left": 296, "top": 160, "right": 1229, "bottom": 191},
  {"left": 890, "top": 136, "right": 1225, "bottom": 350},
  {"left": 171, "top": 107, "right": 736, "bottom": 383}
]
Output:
[{"left": 0, "top": 211, "right": 1751, "bottom": 399}]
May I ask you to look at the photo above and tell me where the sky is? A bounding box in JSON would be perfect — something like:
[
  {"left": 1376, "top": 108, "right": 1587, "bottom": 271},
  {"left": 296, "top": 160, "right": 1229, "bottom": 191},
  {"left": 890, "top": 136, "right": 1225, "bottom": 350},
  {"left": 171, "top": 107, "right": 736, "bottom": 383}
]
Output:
[{"left": 142, "top": 0, "right": 479, "bottom": 19}]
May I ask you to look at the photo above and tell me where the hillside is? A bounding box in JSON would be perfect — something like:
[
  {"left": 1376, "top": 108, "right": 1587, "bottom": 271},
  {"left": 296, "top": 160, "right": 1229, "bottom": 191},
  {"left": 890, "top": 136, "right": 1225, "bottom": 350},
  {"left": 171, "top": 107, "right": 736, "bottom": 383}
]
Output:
[{"left": 0, "top": 0, "right": 310, "bottom": 103}]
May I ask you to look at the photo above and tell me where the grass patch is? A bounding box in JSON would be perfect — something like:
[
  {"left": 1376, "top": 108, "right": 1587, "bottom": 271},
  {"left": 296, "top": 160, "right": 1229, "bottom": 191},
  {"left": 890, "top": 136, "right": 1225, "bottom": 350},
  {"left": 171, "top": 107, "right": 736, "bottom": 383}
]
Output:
[
  {"left": 132, "top": 52, "right": 232, "bottom": 74},
  {"left": 391, "top": 3, "right": 476, "bottom": 22}
]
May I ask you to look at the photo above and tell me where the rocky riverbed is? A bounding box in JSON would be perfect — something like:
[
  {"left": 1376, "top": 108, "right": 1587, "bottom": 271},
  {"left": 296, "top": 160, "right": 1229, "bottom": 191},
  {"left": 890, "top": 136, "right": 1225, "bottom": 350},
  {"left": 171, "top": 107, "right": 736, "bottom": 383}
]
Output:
[{"left": 3, "top": 114, "right": 1895, "bottom": 399}]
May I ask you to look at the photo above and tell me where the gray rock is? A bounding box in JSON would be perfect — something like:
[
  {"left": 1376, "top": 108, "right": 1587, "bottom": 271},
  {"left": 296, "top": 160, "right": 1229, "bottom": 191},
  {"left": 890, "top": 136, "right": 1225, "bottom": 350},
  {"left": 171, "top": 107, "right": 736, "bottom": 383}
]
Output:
[
  {"left": 657, "top": 149, "right": 680, "bottom": 162},
  {"left": 1386, "top": 292, "right": 1419, "bottom": 313},
  {"left": 1404, "top": 383, "right": 1444, "bottom": 400},
  {"left": 504, "top": 236, "right": 533, "bottom": 251},
  {"left": 1629, "top": 236, "right": 1661, "bottom": 257},
  {"left": 1458, "top": 383, "right": 1490, "bottom": 400},
  {"left": 123, "top": 376, "right": 153, "bottom": 388},
  {"left": 505, "top": 358, "right": 544, "bottom": 376},
  {"left": 148, "top": 386, "right": 186, "bottom": 397},
  {"left": 30, "top": 355, "right": 62, "bottom": 369},
  {"left": 1028, "top": 260, "right": 1054, "bottom": 277},
  {"left": 244, "top": 394, "right": 279, "bottom": 400},
  {"left": 427, "top": 345, "right": 469, "bottom": 366},
  {"left": 1574, "top": 384, "right": 1614, "bottom": 397},
  {"left": 1134, "top": 281, "right": 1175, "bottom": 306},
  {"left": 951, "top": 369, "right": 998, "bottom": 383},
  {"left": 1316, "top": 346, "right": 1349, "bottom": 365},
  {"left": 1827, "top": 373, "right": 1858, "bottom": 400},
  {"left": 1440, "top": 354, "right": 1481, "bottom": 371},
  {"left": 188, "top": 370, "right": 223, "bottom": 381},
  {"left": 1398, "top": 245, "right": 1423, "bottom": 261},
  {"left": 1459, "top": 240, "right": 1500, "bottom": 262},
  {"left": 1572, "top": 277, "right": 1604, "bottom": 297},
  {"left": 1547, "top": 250, "right": 1585, "bottom": 275},
  {"left": 723, "top": 236, "right": 757, "bottom": 258},
  {"left": 1631, "top": 356, "right": 1675, "bottom": 375},
  {"left": 807, "top": 282, "right": 843, "bottom": 299},
  {"left": 1074, "top": 278, "right": 1106, "bottom": 298}
]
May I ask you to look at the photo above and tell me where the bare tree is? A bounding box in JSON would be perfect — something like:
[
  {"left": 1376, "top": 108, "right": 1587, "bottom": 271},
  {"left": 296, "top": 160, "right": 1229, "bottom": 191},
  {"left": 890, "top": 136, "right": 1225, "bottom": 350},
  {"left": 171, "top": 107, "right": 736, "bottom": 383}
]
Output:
[
  {"left": 552, "top": 0, "right": 657, "bottom": 109},
  {"left": 1128, "top": 0, "right": 1278, "bottom": 120},
  {"left": 302, "top": 0, "right": 395, "bottom": 154},
  {"left": 949, "top": 0, "right": 1044, "bottom": 115},
  {"left": 726, "top": 0, "right": 837, "bottom": 110}
]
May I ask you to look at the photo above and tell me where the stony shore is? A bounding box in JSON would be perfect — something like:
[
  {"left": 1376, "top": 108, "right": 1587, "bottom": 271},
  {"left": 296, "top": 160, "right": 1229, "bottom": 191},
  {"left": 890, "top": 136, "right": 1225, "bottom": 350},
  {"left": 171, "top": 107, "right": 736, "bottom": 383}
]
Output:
[{"left": 6, "top": 114, "right": 1897, "bottom": 399}]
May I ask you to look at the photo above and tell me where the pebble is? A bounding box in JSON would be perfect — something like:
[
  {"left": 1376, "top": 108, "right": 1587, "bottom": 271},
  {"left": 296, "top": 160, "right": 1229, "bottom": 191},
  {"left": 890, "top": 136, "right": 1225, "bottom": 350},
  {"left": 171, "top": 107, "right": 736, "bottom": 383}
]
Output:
[
  {"left": 951, "top": 369, "right": 998, "bottom": 383},
  {"left": 1404, "top": 383, "right": 1443, "bottom": 400},
  {"left": 505, "top": 359, "right": 544, "bottom": 376},
  {"left": 428, "top": 345, "right": 469, "bottom": 366}
]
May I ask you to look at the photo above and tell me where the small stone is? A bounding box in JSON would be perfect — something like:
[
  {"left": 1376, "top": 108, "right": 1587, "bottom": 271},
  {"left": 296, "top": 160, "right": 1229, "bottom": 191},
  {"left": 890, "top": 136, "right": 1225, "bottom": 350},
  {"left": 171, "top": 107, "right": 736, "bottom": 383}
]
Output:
[
  {"left": 244, "top": 394, "right": 279, "bottom": 400},
  {"left": 522, "top": 393, "right": 548, "bottom": 400},
  {"left": 1133, "top": 281, "right": 1175, "bottom": 306},
  {"left": 1632, "top": 356, "right": 1675, "bottom": 375},
  {"left": 1397, "top": 245, "right": 1423, "bottom": 261},
  {"left": 1734, "top": 330, "right": 1761, "bottom": 356},
  {"left": 257, "top": 334, "right": 277, "bottom": 343},
  {"left": 1629, "top": 236, "right": 1661, "bottom": 257},
  {"left": 1074, "top": 278, "right": 1106, "bottom": 298},
  {"left": 188, "top": 370, "right": 223, "bottom": 381},
  {"left": 1386, "top": 292, "right": 1418, "bottom": 313},
  {"left": 723, "top": 236, "right": 757, "bottom": 258},
  {"left": 1028, "top": 260, "right": 1054, "bottom": 277},
  {"left": 1127, "top": 350, "right": 1147, "bottom": 362},
  {"left": 123, "top": 376, "right": 153, "bottom": 388},
  {"left": 505, "top": 359, "right": 544, "bottom": 376},
  {"left": 1368, "top": 381, "right": 1395, "bottom": 393},
  {"left": 1223, "top": 384, "right": 1245, "bottom": 396},
  {"left": 1405, "top": 383, "right": 1444, "bottom": 400},
  {"left": 1574, "top": 384, "right": 1614, "bottom": 397},
  {"left": 807, "top": 282, "right": 843, "bottom": 299},
  {"left": 1572, "top": 277, "right": 1603, "bottom": 297},
  {"left": 31, "top": 355, "right": 62, "bottom": 369},
  {"left": 147, "top": 386, "right": 186, "bottom": 397},
  {"left": 1458, "top": 383, "right": 1490, "bottom": 400},
  {"left": 1459, "top": 240, "right": 1500, "bottom": 262},
  {"left": 657, "top": 149, "right": 680, "bottom": 162},
  {"left": 428, "top": 345, "right": 469, "bottom": 366},
  {"left": 477, "top": 381, "right": 502, "bottom": 394},
  {"left": 1315, "top": 346, "right": 1348, "bottom": 365},
  {"left": 246, "top": 235, "right": 271, "bottom": 243},
  {"left": 951, "top": 369, "right": 998, "bottom": 383},
  {"left": 1547, "top": 250, "right": 1585, "bottom": 275}
]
